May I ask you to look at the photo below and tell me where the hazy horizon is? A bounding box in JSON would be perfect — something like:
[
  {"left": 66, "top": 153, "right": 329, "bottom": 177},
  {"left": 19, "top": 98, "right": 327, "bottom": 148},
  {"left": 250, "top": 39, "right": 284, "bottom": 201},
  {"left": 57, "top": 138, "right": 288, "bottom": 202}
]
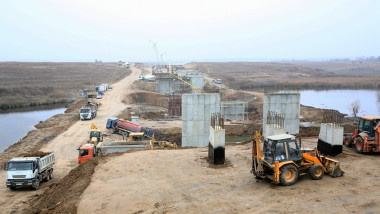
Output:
[{"left": 1, "top": 0, "right": 379, "bottom": 62}]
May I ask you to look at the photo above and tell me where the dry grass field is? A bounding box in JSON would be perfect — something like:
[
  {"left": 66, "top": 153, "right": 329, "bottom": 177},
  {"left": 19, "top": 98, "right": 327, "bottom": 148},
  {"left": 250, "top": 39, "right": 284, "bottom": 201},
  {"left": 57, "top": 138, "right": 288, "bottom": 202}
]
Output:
[
  {"left": 0, "top": 62, "right": 130, "bottom": 109},
  {"left": 186, "top": 61, "right": 380, "bottom": 90}
]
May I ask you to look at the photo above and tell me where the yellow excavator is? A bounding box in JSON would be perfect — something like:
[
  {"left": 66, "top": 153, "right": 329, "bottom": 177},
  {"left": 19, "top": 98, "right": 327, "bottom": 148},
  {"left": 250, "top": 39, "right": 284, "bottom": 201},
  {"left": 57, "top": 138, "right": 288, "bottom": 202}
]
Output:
[{"left": 251, "top": 132, "right": 344, "bottom": 186}]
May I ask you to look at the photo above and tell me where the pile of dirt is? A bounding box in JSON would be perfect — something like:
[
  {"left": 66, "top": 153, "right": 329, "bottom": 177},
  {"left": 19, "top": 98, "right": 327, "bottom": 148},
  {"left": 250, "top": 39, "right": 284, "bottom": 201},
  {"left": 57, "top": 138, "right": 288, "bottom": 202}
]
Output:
[
  {"left": 21, "top": 151, "right": 48, "bottom": 158},
  {"left": 225, "top": 124, "right": 261, "bottom": 136},
  {"left": 64, "top": 99, "right": 89, "bottom": 114},
  {"left": 22, "top": 158, "right": 100, "bottom": 214},
  {"left": 152, "top": 127, "right": 182, "bottom": 146},
  {"left": 140, "top": 111, "right": 166, "bottom": 119},
  {"left": 124, "top": 91, "right": 168, "bottom": 107}
]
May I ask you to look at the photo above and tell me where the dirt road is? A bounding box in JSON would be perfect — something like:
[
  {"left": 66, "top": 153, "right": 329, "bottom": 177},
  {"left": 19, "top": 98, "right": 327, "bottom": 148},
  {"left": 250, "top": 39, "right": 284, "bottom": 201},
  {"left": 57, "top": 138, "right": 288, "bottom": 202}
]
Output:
[
  {"left": 78, "top": 138, "right": 380, "bottom": 213},
  {"left": 0, "top": 66, "right": 140, "bottom": 213}
]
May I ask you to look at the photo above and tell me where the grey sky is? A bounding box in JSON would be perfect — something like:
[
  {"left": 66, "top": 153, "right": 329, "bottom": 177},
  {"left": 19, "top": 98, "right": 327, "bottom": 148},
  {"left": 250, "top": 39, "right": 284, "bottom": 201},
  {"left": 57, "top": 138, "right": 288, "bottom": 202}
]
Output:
[{"left": 1, "top": 0, "right": 379, "bottom": 62}]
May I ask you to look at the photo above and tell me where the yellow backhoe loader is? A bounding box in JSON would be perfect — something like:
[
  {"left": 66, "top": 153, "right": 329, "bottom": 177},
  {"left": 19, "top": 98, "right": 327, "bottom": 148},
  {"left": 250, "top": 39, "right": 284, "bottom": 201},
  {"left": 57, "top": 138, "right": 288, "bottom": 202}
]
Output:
[{"left": 251, "top": 132, "right": 344, "bottom": 186}]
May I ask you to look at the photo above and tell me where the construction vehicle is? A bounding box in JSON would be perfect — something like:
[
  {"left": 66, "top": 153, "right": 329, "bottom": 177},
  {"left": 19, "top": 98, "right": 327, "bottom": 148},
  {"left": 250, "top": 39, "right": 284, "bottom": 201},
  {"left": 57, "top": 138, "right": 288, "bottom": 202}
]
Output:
[
  {"left": 80, "top": 102, "right": 98, "bottom": 120},
  {"left": 90, "top": 123, "right": 103, "bottom": 146},
  {"left": 252, "top": 133, "right": 343, "bottom": 186},
  {"left": 106, "top": 117, "right": 149, "bottom": 137},
  {"left": 78, "top": 140, "right": 152, "bottom": 164},
  {"left": 6, "top": 152, "right": 55, "bottom": 190},
  {"left": 83, "top": 89, "right": 98, "bottom": 98},
  {"left": 343, "top": 115, "right": 380, "bottom": 153}
]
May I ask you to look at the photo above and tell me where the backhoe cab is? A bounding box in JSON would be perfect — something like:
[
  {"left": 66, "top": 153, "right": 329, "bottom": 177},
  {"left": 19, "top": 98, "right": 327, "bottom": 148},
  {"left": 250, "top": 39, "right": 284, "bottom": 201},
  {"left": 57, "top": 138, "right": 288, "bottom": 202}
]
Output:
[{"left": 252, "top": 133, "right": 343, "bottom": 186}]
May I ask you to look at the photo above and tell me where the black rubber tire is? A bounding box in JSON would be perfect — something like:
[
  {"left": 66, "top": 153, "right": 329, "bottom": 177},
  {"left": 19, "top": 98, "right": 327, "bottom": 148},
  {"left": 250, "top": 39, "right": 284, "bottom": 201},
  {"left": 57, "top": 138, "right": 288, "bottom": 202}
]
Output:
[
  {"left": 344, "top": 136, "right": 352, "bottom": 147},
  {"left": 9, "top": 186, "right": 16, "bottom": 191},
  {"left": 49, "top": 170, "right": 53, "bottom": 180},
  {"left": 280, "top": 164, "right": 298, "bottom": 186},
  {"left": 309, "top": 164, "right": 324, "bottom": 180},
  {"left": 355, "top": 137, "right": 364, "bottom": 154},
  {"left": 45, "top": 171, "right": 50, "bottom": 182},
  {"left": 33, "top": 179, "right": 40, "bottom": 190}
]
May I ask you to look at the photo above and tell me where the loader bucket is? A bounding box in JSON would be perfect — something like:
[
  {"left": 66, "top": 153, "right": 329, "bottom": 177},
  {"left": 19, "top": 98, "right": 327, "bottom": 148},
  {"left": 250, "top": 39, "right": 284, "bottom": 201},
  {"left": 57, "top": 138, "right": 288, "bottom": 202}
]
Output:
[{"left": 330, "top": 166, "right": 344, "bottom": 177}]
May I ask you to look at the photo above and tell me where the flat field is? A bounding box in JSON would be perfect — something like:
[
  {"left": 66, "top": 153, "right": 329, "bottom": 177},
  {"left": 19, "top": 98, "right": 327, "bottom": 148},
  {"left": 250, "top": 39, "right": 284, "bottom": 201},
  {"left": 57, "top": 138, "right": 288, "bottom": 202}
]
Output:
[
  {"left": 0, "top": 62, "right": 130, "bottom": 108},
  {"left": 186, "top": 61, "right": 380, "bottom": 90}
]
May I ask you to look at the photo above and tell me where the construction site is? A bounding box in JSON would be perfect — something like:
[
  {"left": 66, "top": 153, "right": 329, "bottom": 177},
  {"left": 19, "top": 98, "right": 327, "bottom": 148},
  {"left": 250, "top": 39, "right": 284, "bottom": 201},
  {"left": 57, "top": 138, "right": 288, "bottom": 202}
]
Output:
[{"left": 0, "top": 62, "right": 379, "bottom": 214}]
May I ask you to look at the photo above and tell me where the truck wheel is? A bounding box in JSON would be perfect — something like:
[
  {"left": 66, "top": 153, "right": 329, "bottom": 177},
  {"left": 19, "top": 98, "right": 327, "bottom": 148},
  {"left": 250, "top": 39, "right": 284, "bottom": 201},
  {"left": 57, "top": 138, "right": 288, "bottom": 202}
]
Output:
[
  {"left": 9, "top": 186, "right": 16, "bottom": 191},
  {"left": 344, "top": 136, "right": 352, "bottom": 147},
  {"left": 309, "top": 164, "right": 324, "bottom": 180},
  {"left": 280, "top": 164, "right": 298, "bottom": 186},
  {"left": 355, "top": 137, "right": 364, "bottom": 154},
  {"left": 45, "top": 171, "right": 50, "bottom": 182},
  {"left": 33, "top": 179, "right": 40, "bottom": 190},
  {"left": 49, "top": 170, "right": 53, "bottom": 180}
]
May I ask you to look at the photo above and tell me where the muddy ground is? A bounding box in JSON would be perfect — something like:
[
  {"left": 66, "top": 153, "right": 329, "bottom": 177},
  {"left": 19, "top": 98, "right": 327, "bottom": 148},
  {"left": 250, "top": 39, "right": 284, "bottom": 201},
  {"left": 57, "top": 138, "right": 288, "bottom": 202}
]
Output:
[{"left": 74, "top": 138, "right": 380, "bottom": 213}]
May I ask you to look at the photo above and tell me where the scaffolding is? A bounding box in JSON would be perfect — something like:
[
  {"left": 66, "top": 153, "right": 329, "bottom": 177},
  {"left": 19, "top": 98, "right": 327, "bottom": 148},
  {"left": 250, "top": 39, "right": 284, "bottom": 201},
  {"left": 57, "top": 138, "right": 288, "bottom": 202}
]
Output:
[{"left": 221, "top": 100, "right": 248, "bottom": 121}]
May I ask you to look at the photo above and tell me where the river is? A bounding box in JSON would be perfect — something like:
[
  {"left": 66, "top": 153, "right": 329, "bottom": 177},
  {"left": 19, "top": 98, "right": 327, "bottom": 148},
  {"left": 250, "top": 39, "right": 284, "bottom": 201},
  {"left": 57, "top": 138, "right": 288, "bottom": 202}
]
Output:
[
  {"left": 0, "top": 107, "right": 66, "bottom": 152},
  {"left": 300, "top": 90, "right": 379, "bottom": 116}
]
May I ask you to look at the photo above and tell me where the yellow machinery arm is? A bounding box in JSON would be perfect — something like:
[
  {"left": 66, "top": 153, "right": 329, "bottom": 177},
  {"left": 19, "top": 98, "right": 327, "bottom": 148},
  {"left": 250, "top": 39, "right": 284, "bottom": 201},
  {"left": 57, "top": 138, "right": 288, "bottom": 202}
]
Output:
[
  {"left": 302, "top": 149, "right": 344, "bottom": 177},
  {"left": 169, "top": 73, "right": 205, "bottom": 93}
]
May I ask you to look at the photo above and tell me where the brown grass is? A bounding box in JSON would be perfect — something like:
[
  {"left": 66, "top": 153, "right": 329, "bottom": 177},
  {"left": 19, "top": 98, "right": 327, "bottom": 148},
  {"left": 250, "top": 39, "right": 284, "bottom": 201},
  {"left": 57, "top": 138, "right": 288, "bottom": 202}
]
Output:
[
  {"left": 186, "top": 61, "right": 380, "bottom": 90},
  {"left": 0, "top": 62, "right": 131, "bottom": 109}
]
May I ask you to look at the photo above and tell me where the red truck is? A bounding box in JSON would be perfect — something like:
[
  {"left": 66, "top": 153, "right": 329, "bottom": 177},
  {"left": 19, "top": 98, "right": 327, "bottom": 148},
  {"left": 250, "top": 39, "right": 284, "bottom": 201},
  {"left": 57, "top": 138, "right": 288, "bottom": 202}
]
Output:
[{"left": 106, "top": 117, "right": 149, "bottom": 137}]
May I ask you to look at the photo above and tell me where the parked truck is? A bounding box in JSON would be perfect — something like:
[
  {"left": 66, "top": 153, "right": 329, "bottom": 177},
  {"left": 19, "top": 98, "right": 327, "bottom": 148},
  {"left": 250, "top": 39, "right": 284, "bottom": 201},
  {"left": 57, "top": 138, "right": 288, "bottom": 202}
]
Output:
[
  {"left": 80, "top": 102, "right": 98, "bottom": 120},
  {"left": 6, "top": 152, "right": 55, "bottom": 190},
  {"left": 83, "top": 89, "right": 98, "bottom": 98},
  {"left": 78, "top": 140, "right": 152, "bottom": 164},
  {"left": 106, "top": 117, "right": 150, "bottom": 137}
]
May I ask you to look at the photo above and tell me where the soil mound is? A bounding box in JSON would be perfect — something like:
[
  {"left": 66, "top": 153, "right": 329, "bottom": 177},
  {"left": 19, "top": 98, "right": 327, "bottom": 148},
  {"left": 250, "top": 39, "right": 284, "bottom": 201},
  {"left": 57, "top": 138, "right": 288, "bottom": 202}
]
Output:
[
  {"left": 22, "top": 158, "right": 100, "bottom": 214},
  {"left": 21, "top": 151, "right": 48, "bottom": 158}
]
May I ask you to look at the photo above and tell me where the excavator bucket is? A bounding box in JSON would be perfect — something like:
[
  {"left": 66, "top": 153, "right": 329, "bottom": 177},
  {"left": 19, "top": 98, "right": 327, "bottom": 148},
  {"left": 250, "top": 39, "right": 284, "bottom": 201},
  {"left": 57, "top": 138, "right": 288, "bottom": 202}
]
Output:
[{"left": 321, "top": 157, "right": 344, "bottom": 178}]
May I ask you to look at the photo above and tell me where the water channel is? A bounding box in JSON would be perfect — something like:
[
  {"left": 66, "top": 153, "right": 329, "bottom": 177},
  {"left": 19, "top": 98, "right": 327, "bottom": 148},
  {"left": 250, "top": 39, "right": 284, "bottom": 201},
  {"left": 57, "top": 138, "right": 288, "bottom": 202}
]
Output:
[
  {"left": 0, "top": 106, "right": 66, "bottom": 152},
  {"left": 300, "top": 90, "right": 379, "bottom": 116}
]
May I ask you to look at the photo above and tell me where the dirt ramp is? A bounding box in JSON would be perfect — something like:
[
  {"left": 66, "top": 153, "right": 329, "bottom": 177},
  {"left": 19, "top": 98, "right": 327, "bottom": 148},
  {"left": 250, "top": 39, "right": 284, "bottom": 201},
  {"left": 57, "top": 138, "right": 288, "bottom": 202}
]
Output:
[{"left": 22, "top": 158, "right": 100, "bottom": 214}]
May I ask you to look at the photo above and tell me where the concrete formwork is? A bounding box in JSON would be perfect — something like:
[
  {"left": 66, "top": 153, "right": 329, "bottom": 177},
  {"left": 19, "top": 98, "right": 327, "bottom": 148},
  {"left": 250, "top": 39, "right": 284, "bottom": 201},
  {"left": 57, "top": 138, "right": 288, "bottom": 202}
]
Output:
[
  {"left": 317, "top": 123, "right": 344, "bottom": 156},
  {"left": 182, "top": 93, "right": 221, "bottom": 147},
  {"left": 263, "top": 92, "right": 300, "bottom": 135},
  {"left": 221, "top": 100, "right": 248, "bottom": 120},
  {"left": 156, "top": 78, "right": 175, "bottom": 94}
]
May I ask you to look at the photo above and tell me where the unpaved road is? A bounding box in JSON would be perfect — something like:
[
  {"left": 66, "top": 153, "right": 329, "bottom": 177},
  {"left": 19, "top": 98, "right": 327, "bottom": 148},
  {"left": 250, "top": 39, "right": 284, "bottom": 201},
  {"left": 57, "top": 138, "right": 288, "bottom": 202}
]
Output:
[
  {"left": 78, "top": 138, "right": 380, "bottom": 213},
  {"left": 0, "top": 66, "right": 140, "bottom": 213}
]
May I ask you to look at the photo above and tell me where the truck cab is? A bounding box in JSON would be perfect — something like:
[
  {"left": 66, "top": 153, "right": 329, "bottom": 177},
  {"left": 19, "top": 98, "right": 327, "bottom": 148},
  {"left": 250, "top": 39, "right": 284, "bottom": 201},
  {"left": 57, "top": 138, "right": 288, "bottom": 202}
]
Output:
[
  {"left": 78, "top": 144, "right": 96, "bottom": 164},
  {"left": 80, "top": 107, "right": 93, "bottom": 120},
  {"left": 263, "top": 134, "right": 303, "bottom": 166},
  {"left": 357, "top": 116, "right": 380, "bottom": 139},
  {"left": 106, "top": 117, "right": 118, "bottom": 129}
]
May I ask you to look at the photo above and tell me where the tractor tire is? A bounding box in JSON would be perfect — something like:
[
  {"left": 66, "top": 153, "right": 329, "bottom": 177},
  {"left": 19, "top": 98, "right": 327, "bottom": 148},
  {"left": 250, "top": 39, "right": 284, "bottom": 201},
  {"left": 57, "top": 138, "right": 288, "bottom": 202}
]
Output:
[
  {"left": 344, "top": 136, "right": 352, "bottom": 147},
  {"left": 355, "top": 137, "right": 364, "bottom": 154},
  {"left": 280, "top": 164, "right": 298, "bottom": 186},
  {"left": 309, "top": 164, "right": 324, "bottom": 180}
]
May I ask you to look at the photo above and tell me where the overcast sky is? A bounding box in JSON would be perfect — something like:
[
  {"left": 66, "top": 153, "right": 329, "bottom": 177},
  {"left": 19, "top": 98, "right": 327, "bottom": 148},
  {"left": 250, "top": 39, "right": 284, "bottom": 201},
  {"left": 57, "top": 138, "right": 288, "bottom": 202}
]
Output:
[{"left": 0, "top": 0, "right": 379, "bottom": 62}]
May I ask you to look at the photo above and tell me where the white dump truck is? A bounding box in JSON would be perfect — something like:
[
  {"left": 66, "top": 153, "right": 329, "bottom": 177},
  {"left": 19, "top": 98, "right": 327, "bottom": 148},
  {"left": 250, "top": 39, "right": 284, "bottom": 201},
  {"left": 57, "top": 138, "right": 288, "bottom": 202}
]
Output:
[
  {"left": 6, "top": 152, "right": 55, "bottom": 190},
  {"left": 80, "top": 102, "right": 98, "bottom": 120}
]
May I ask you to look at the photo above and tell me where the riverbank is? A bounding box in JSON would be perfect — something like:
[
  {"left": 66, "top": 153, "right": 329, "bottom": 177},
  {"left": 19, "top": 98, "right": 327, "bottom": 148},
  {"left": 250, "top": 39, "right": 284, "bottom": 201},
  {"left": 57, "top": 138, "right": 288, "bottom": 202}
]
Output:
[{"left": 0, "top": 98, "right": 89, "bottom": 169}]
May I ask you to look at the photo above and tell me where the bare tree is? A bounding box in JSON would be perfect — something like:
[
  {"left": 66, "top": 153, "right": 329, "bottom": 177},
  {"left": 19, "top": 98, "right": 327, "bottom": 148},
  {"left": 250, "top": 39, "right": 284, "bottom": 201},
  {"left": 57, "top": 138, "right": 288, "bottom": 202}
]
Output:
[{"left": 350, "top": 100, "right": 361, "bottom": 117}]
